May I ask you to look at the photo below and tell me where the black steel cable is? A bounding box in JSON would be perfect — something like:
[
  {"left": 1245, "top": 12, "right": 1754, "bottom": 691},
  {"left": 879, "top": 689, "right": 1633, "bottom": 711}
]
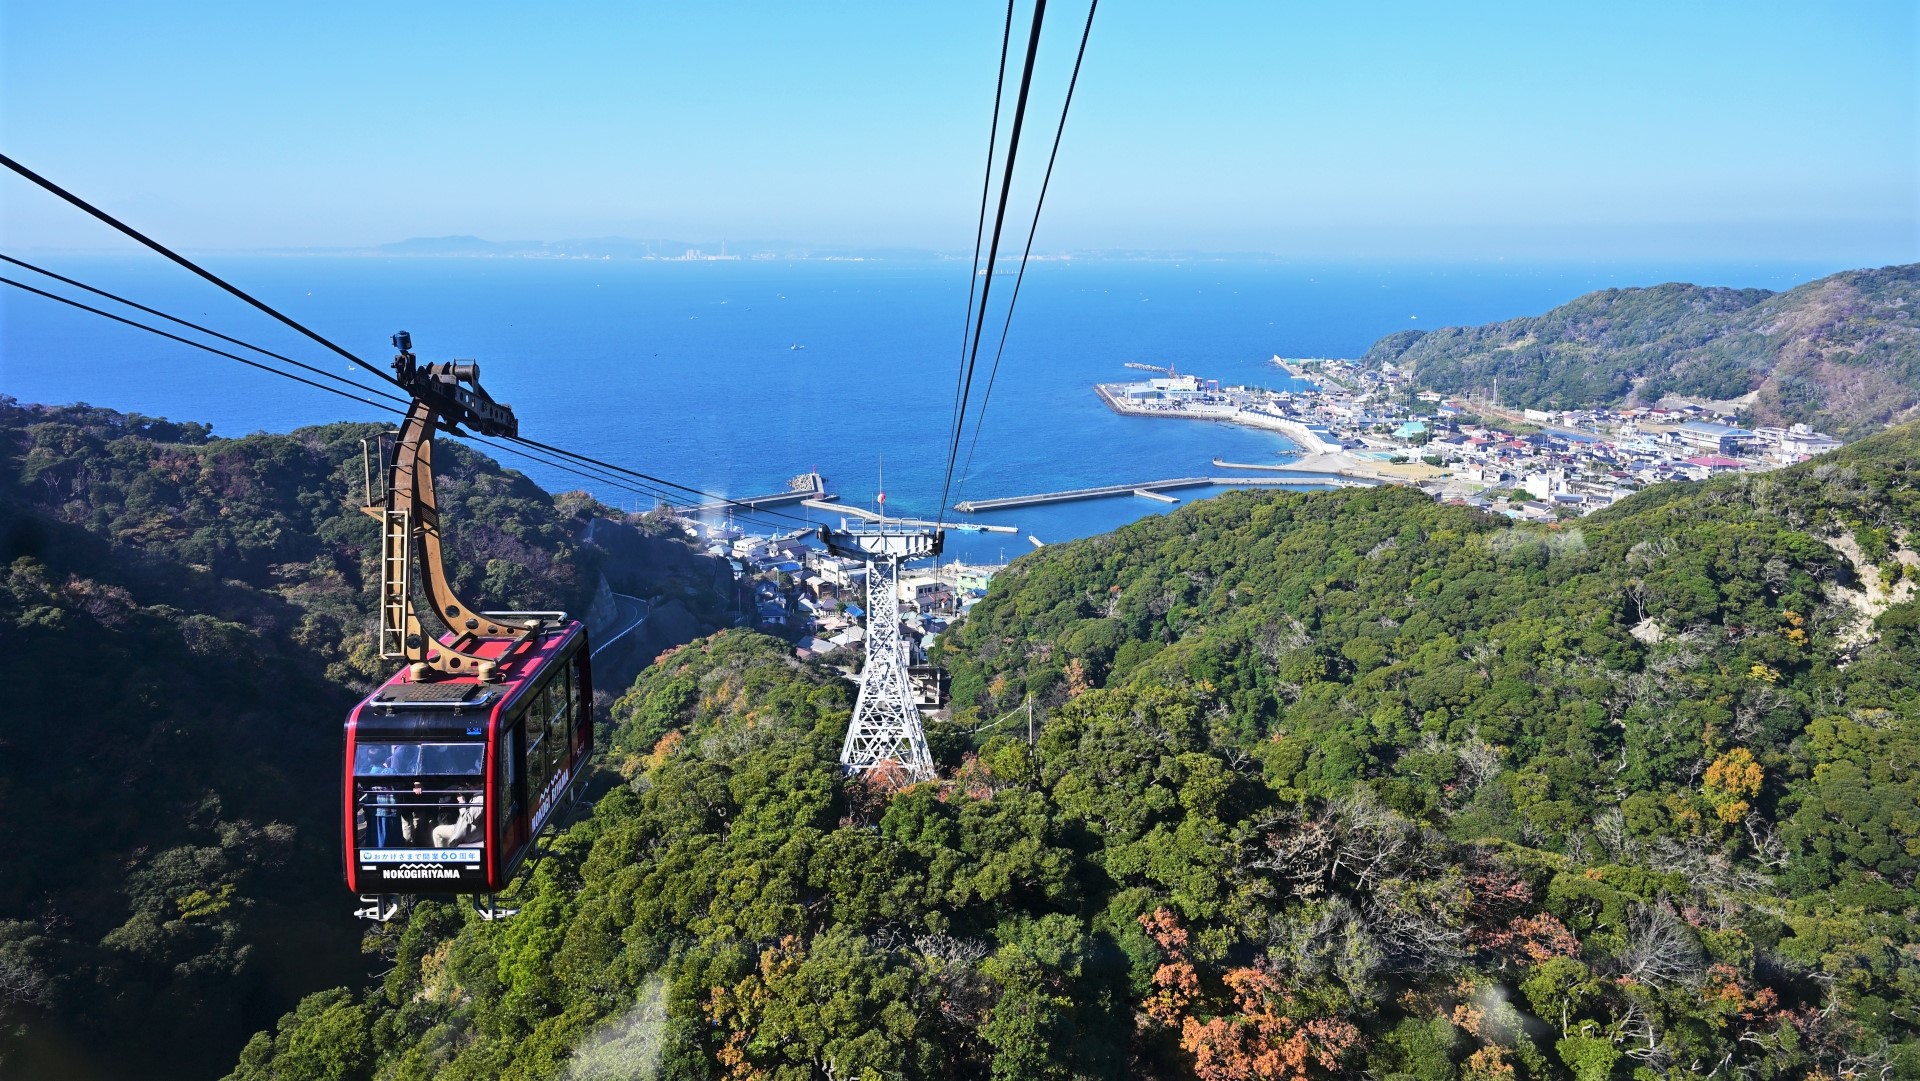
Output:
[
  {"left": 1, "top": 272, "right": 808, "bottom": 530},
  {"left": 0, "top": 259, "right": 685, "bottom": 506},
  {"left": 956, "top": 0, "right": 1098, "bottom": 498},
  {"left": 4, "top": 158, "right": 819, "bottom": 529},
  {"left": 0, "top": 153, "right": 403, "bottom": 391},
  {"left": 1, "top": 276, "right": 405, "bottom": 415},
  {"left": 505, "top": 434, "right": 817, "bottom": 526},
  {"left": 477, "top": 440, "right": 805, "bottom": 533},
  {"left": 936, "top": 0, "right": 1049, "bottom": 520},
  {"left": 1, "top": 253, "right": 411, "bottom": 408},
  {"left": 942, "top": 0, "right": 1017, "bottom": 529}
]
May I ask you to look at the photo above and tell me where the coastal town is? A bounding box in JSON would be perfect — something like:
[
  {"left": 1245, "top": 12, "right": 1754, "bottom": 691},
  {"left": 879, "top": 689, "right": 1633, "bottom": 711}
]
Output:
[
  {"left": 663, "top": 510, "right": 991, "bottom": 698},
  {"left": 1097, "top": 356, "right": 1843, "bottom": 522},
  {"left": 658, "top": 354, "right": 1848, "bottom": 675}
]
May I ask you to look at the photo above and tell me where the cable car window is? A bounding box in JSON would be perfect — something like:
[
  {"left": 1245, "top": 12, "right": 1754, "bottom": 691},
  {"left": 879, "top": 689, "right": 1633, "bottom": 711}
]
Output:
[
  {"left": 354, "top": 742, "right": 484, "bottom": 776},
  {"left": 522, "top": 694, "right": 548, "bottom": 781},
  {"left": 545, "top": 681, "right": 569, "bottom": 769},
  {"left": 573, "top": 662, "right": 589, "bottom": 751},
  {"left": 560, "top": 667, "right": 581, "bottom": 751},
  {"left": 499, "top": 719, "right": 522, "bottom": 841},
  {"left": 353, "top": 775, "right": 484, "bottom": 850}
]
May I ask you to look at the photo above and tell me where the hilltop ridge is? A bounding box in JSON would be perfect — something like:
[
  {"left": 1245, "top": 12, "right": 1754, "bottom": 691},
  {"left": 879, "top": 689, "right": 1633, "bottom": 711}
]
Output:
[{"left": 1362, "top": 263, "right": 1920, "bottom": 438}]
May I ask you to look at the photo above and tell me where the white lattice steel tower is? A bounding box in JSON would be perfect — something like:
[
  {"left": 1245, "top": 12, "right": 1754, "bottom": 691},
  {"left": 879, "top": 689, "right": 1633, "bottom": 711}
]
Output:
[{"left": 818, "top": 526, "right": 943, "bottom": 780}]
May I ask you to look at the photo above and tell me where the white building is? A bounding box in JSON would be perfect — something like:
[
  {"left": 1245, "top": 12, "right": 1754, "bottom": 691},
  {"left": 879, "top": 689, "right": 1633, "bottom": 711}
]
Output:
[
  {"left": 1782, "top": 423, "right": 1841, "bottom": 460},
  {"left": 1673, "top": 421, "right": 1753, "bottom": 455},
  {"left": 898, "top": 575, "right": 953, "bottom": 612},
  {"left": 1522, "top": 468, "right": 1566, "bottom": 501},
  {"left": 815, "top": 558, "right": 869, "bottom": 589}
]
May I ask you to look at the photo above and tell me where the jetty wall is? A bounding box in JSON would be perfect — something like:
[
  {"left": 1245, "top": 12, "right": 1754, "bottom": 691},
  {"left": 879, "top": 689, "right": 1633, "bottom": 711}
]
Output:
[{"left": 1094, "top": 384, "right": 1341, "bottom": 454}]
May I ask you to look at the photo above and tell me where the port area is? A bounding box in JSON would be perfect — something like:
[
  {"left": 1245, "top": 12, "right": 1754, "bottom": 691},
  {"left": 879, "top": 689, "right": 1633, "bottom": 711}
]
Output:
[
  {"left": 1095, "top": 382, "right": 1344, "bottom": 454},
  {"left": 687, "top": 471, "right": 828, "bottom": 514},
  {"left": 953, "top": 472, "right": 1369, "bottom": 514}
]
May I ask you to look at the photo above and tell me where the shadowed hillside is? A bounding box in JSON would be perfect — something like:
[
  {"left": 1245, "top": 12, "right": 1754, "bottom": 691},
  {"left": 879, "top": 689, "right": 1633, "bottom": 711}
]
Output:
[{"left": 0, "top": 400, "right": 732, "bottom": 1081}]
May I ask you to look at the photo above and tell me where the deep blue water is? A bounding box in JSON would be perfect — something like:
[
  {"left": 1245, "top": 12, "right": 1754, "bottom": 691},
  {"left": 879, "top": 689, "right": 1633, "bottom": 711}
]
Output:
[{"left": 1, "top": 255, "right": 1846, "bottom": 562}]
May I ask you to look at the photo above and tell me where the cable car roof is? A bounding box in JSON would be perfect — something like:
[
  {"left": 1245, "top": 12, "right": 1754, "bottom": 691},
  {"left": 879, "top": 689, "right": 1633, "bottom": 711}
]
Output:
[{"left": 352, "top": 623, "right": 583, "bottom": 722}]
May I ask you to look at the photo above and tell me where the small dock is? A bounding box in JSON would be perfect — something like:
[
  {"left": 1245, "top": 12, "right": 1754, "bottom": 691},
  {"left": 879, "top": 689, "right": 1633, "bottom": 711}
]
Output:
[
  {"left": 1134, "top": 489, "right": 1180, "bottom": 504},
  {"left": 1213, "top": 458, "right": 1302, "bottom": 472},
  {"left": 688, "top": 472, "right": 827, "bottom": 514}
]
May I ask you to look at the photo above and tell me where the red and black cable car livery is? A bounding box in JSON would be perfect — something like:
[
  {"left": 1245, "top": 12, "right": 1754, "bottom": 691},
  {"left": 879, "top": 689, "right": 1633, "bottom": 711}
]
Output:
[
  {"left": 341, "top": 333, "right": 594, "bottom": 915},
  {"left": 343, "top": 624, "right": 591, "bottom": 895}
]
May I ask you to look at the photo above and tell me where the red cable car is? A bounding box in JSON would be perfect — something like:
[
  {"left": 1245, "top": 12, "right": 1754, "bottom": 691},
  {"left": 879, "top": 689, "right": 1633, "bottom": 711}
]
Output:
[{"left": 342, "top": 333, "right": 592, "bottom": 920}]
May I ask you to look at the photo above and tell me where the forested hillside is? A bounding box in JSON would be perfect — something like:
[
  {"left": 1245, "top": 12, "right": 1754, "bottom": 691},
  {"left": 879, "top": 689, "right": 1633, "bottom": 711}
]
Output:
[
  {"left": 0, "top": 399, "right": 724, "bottom": 1081},
  {"left": 231, "top": 422, "right": 1920, "bottom": 1079},
  {"left": 1361, "top": 263, "right": 1920, "bottom": 437}
]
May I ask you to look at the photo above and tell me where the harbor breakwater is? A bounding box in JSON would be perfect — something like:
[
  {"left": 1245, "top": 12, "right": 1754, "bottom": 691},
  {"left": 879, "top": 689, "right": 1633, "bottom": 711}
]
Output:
[{"left": 1094, "top": 383, "right": 1344, "bottom": 454}]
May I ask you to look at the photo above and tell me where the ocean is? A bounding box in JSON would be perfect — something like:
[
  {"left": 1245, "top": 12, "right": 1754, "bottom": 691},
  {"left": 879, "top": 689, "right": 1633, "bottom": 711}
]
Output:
[{"left": 1, "top": 254, "right": 1845, "bottom": 563}]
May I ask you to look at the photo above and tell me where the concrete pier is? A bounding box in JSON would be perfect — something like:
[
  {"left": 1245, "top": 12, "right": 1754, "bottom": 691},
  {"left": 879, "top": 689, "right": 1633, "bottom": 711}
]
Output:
[
  {"left": 1134, "top": 489, "right": 1181, "bottom": 504},
  {"left": 800, "top": 499, "right": 1018, "bottom": 534},
  {"left": 687, "top": 472, "right": 827, "bottom": 514},
  {"left": 956, "top": 477, "right": 1213, "bottom": 512},
  {"left": 955, "top": 474, "right": 1369, "bottom": 513}
]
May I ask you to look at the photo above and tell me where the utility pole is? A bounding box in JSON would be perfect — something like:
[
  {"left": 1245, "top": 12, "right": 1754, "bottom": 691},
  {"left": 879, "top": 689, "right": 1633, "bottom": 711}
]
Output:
[{"left": 1026, "top": 695, "right": 1034, "bottom": 745}]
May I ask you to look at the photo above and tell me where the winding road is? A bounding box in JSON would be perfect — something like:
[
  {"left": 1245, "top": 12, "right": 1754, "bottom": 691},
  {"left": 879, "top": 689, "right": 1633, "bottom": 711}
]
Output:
[{"left": 591, "top": 592, "right": 651, "bottom": 659}]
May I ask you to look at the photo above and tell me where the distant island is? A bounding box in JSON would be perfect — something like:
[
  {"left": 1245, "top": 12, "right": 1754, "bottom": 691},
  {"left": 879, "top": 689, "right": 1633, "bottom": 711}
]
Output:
[
  {"left": 365, "top": 234, "right": 942, "bottom": 262},
  {"left": 1360, "top": 263, "right": 1920, "bottom": 439},
  {"left": 237, "top": 235, "right": 1326, "bottom": 264}
]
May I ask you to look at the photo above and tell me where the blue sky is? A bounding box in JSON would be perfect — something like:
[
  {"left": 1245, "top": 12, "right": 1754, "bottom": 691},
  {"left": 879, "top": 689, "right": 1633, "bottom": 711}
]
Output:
[{"left": 2, "top": 1, "right": 1914, "bottom": 261}]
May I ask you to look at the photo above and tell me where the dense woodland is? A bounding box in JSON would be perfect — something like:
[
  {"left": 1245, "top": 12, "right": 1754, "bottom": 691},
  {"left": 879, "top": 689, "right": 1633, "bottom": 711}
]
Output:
[
  {"left": 1361, "top": 264, "right": 1920, "bottom": 437},
  {"left": 224, "top": 419, "right": 1920, "bottom": 1079},
  {"left": 0, "top": 400, "right": 724, "bottom": 1080}
]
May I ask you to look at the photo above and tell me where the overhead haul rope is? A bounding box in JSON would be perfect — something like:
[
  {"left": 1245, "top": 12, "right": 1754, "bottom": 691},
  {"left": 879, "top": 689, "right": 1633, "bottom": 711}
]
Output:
[
  {"left": 0, "top": 265, "right": 811, "bottom": 529},
  {"left": 955, "top": 0, "right": 1097, "bottom": 498},
  {"left": 1, "top": 276, "right": 405, "bottom": 414},
  {"left": 0, "top": 269, "right": 656, "bottom": 508},
  {"left": 943, "top": 0, "right": 1017, "bottom": 527},
  {"left": 1, "top": 254, "right": 414, "bottom": 408},
  {"left": 1, "top": 152, "right": 403, "bottom": 392},
  {"left": 0, "top": 155, "right": 819, "bottom": 527},
  {"left": 936, "top": 0, "right": 1050, "bottom": 525}
]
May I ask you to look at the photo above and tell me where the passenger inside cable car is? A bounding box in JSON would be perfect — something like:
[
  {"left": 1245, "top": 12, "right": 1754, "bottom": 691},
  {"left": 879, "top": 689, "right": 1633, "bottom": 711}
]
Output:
[{"left": 352, "top": 742, "right": 486, "bottom": 851}]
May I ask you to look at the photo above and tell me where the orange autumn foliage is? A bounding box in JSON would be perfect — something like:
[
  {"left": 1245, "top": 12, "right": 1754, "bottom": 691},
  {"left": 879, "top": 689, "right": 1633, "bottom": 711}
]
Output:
[
  {"left": 1179, "top": 966, "right": 1361, "bottom": 1081},
  {"left": 1704, "top": 747, "right": 1764, "bottom": 823},
  {"left": 1140, "top": 908, "right": 1199, "bottom": 1024},
  {"left": 702, "top": 935, "right": 804, "bottom": 1081},
  {"left": 1140, "top": 908, "right": 1361, "bottom": 1080}
]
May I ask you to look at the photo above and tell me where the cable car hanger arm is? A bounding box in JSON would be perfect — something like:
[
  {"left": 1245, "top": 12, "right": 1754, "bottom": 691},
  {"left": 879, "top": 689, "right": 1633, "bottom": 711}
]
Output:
[{"left": 365, "top": 332, "right": 543, "bottom": 681}]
